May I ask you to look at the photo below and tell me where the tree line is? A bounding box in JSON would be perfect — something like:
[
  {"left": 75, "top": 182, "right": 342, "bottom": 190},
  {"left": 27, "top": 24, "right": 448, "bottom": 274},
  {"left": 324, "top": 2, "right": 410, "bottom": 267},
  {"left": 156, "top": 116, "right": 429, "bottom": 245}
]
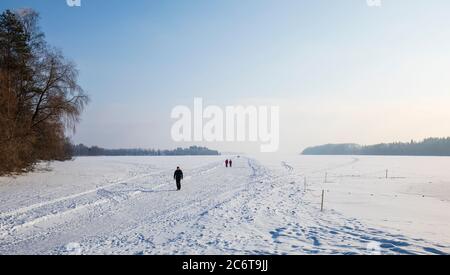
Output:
[
  {"left": 0, "top": 9, "right": 89, "bottom": 175},
  {"left": 302, "top": 137, "right": 450, "bottom": 156},
  {"left": 72, "top": 144, "right": 220, "bottom": 157}
]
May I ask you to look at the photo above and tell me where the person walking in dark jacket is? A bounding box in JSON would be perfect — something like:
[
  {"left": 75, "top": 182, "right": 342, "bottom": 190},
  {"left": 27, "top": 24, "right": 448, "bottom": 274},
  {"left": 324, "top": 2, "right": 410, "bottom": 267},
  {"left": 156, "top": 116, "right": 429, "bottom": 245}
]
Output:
[
  {"left": 174, "top": 167, "right": 184, "bottom": 191},
  {"left": 229, "top": 160, "right": 233, "bottom": 168}
]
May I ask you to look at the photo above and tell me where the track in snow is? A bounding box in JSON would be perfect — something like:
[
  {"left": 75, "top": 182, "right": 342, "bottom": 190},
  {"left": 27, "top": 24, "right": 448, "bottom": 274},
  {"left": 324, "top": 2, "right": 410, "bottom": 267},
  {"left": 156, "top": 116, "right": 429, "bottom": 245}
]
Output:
[{"left": 0, "top": 157, "right": 448, "bottom": 255}]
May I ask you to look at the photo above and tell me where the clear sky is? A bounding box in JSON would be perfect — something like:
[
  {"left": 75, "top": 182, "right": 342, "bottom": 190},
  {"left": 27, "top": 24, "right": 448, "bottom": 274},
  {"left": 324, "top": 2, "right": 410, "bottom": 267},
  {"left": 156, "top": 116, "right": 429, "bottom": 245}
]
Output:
[{"left": 1, "top": 0, "right": 450, "bottom": 154}]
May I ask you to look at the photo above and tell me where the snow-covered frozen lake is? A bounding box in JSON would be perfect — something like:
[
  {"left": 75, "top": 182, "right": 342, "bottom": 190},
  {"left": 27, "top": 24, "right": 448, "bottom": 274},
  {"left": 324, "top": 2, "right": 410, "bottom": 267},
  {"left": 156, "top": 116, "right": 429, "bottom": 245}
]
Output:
[{"left": 0, "top": 155, "right": 449, "bottom": 255}]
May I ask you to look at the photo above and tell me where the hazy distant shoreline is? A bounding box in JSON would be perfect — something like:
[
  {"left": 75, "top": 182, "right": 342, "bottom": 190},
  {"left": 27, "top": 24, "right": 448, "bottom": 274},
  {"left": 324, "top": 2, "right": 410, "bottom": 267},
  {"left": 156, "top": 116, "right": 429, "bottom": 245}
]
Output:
[
  {"left": 302, "top": 137, "right": 450, "bottom": 157},
  {"left": 72, "top": 144, "right": 220, "bottom": 157}
]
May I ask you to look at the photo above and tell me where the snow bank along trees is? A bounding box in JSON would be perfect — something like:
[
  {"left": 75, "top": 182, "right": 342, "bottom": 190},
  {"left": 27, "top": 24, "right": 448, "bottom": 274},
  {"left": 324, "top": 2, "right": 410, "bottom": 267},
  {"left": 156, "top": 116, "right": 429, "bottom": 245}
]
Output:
[{"left": 0, "top": 9, "right": 89, "bottom": 175}]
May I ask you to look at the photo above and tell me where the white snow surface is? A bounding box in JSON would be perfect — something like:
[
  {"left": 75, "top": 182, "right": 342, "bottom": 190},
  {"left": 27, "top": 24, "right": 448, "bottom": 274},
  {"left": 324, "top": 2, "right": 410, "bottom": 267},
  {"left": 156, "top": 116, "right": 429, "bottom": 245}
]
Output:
[{"left": 0, "top": 155, "right": 449, "bottom": 255}]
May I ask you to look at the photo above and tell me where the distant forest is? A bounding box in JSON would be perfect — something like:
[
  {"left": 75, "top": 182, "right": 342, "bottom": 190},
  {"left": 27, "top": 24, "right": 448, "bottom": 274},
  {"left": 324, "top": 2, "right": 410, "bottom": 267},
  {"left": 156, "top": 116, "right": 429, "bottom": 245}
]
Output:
[
  {"left": 72, "top": 144, "right": 220, "bottom": 157},
  {"left": 302, "top": 137, "right": 450, "bottom": 156}
]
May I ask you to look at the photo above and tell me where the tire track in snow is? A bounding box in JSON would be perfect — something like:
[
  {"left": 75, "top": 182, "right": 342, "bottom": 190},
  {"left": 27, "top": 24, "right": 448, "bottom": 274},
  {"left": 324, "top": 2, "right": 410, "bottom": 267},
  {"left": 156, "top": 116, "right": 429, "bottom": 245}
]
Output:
[
  {"left": 251, "top": 159, "right": 449, "bottom": 255},
  {"left": 75, "top": 160, "right": 251, "bottom": 254},
  {"left": 2, "top": 157, "right": 448, "bottom": 255},
  {"left": 0, "top": 160, "right": 224, "bottom": 253}
]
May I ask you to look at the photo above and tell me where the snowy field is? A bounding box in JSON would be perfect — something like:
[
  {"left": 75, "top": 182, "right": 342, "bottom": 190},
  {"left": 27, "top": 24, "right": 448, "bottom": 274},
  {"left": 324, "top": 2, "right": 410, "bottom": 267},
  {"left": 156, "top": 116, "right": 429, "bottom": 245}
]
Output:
[{"left": 0, "top": 155, "right": 449, "bottom": 255}]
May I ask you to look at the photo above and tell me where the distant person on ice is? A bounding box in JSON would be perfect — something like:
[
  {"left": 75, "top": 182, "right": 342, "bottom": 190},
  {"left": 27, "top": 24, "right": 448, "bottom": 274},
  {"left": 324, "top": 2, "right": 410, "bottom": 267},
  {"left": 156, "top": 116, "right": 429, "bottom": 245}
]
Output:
[
  {"left": 174, "top": 167, "right": 184, "bottom": 191},
  {"left": 225, "top": 159, "right": 229, "bottom": 168},
  {"left": 229, "top": 160, "right": 233, "bottom": 167}
]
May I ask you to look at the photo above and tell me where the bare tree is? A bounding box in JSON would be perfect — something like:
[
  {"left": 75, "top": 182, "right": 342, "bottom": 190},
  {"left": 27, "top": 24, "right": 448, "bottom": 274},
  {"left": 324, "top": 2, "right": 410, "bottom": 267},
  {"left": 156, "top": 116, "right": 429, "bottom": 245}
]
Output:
[
  {"left": 0, "top": 9, "right": 89, "bottom": 174},
  {"left": 30, "top": 49, "right": 89, "bottom": 132}
]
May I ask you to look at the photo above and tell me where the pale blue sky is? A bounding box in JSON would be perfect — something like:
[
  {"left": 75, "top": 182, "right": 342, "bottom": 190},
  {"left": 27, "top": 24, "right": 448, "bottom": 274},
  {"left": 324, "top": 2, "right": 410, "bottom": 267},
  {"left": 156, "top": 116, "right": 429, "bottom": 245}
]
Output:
[{"left": 1, "top": 0, "right": 450, "bottom": 153}]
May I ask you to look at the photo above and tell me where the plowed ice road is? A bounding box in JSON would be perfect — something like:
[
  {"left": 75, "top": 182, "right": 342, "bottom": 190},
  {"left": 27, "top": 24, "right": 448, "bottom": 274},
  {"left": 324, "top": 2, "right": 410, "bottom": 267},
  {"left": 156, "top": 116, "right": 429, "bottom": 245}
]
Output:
[{"left": 0, "top": 155, "right": 449, "bottom": 255}]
